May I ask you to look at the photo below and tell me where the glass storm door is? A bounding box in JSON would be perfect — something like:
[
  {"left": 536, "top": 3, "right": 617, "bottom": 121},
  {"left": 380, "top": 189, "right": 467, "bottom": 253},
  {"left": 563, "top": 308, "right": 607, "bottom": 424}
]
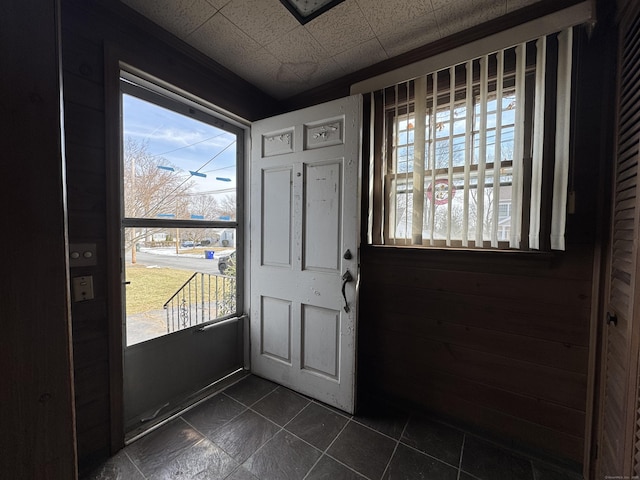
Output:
[{"left": 120, "top": 71, "right": 245, "bottom": 435}]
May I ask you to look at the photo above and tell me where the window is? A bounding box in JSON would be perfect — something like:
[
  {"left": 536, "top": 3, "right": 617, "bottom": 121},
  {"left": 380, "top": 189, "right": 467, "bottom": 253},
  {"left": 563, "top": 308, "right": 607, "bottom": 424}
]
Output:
[{"left": 367, "top": 28, "right": 574, "bottom": 251}]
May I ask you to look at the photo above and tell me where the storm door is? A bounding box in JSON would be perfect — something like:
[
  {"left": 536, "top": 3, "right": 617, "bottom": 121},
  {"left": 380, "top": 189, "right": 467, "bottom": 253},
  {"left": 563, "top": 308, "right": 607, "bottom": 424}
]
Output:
[{"left": 119, "top": 71, "right": 245, "bottom": 436}]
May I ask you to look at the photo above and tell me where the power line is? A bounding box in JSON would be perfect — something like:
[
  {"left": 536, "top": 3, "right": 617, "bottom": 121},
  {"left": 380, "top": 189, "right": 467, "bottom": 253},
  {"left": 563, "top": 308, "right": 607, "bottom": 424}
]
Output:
[
  {"left": 149, "top": 132, "right": 230, "bottom": 158},
  {"left": 144, "top": 139, "right": 237, "bottom": 217}
]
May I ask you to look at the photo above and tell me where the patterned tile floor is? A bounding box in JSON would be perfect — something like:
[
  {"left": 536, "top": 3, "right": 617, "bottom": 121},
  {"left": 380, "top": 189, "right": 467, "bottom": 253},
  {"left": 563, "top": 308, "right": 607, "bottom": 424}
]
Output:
[{"left": 84, "top": 375, "right": 582, "bottom": 480}]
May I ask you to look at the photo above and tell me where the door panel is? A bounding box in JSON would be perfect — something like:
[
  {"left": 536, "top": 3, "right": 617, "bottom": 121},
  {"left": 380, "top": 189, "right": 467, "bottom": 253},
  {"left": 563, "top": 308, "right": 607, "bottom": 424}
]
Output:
[
  {"left": 250, "top": 95, "right": 361, "bottom": 413},
  {"left": 301, "top": 304, "right": 340, "bottom": 379},
  {"left": 262, "top": 167, "right": 293, "bottom": 267},
  {"left": 260, "top": 296, "right": 292, "bottom": 363},
  {"left": 304, "top": 161, "right": 342, "bottom": 272}
]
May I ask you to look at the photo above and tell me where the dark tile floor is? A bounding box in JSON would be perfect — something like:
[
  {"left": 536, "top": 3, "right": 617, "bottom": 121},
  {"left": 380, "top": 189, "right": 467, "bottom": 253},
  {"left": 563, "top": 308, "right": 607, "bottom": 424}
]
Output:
[{"left": 84, "top": 375, "right": 583, "bottom": 480}]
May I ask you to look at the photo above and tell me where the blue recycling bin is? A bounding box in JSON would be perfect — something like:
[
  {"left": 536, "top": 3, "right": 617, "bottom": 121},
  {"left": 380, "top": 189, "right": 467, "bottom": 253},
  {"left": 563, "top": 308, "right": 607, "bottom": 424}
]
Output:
[{"left": 205, "top": 250, "right": 215, "bottom": 259}]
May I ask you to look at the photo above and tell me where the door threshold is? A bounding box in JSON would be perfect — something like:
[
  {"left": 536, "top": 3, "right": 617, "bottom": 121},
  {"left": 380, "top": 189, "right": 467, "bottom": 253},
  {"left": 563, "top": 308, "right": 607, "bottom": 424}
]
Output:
[{"left": 124, "top": 368, "right": 250, "bottom": 444}]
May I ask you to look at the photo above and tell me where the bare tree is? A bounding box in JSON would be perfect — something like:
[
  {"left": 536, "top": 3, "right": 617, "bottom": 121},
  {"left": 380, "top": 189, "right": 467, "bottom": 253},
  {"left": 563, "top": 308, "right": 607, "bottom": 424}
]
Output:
[
  {"left": 218, "top": 194, "right": 237, "bottom": 221},
  {"left": 123, "top": 138, "right": 194, "bottom": 262}
]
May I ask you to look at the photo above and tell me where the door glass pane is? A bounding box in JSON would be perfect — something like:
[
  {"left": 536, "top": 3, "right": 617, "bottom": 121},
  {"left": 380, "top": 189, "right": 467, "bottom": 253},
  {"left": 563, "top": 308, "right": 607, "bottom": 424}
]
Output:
[
  {"left": 122, "top": 93, "right": 237, "bottom": 221},
  {"left": 124, "top": 227, "right": 237, "bottom": 346}
]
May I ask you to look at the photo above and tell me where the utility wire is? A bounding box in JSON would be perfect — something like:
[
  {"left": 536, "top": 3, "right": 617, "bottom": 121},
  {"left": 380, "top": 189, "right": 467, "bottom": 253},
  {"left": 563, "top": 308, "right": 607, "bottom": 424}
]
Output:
[
  {"left": 149, "top": 132, "right": 230, "bottom": 158},
  {"left": 144, "top": 139, "right": 237, "bottom": 217}
]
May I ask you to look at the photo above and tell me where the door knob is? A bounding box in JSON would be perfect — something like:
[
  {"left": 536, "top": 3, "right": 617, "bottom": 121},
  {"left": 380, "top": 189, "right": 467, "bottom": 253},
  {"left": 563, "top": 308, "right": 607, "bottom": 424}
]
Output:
[{"left": 606, "top": 312, "right": 617, "bottom": 327}]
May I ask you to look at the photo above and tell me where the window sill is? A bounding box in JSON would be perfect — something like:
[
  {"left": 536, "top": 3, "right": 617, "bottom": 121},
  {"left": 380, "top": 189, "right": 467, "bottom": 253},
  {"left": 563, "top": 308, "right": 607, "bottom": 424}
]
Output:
[{"left": 362, "top": 243, "right": 559, "bottom": 271}]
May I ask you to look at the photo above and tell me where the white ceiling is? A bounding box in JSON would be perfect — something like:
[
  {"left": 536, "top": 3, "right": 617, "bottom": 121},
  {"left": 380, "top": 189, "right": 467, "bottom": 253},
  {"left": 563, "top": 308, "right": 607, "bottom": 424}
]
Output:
[{"left": 121, "top": 0, "right": 542, "bottom": 100}]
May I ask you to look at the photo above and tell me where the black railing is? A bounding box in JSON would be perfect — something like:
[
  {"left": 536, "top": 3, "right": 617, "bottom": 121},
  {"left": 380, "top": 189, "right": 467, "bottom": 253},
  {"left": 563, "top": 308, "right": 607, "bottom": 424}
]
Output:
[{"left": 163, "top": 272, "right": 236, "bottom": 333}]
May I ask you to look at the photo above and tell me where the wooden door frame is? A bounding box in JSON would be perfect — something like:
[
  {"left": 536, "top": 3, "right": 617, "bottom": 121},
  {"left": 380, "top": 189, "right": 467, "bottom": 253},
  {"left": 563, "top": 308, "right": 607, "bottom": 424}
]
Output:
[{"left": 104, "top": 42, "right": 254, "bottom": 453}]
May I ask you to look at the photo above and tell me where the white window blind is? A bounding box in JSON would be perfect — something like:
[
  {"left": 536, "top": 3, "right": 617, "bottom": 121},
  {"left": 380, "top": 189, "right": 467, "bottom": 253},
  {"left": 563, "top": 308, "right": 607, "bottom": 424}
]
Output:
[{"left": 369, "top": 28, "right": 574, "bottom": 250}]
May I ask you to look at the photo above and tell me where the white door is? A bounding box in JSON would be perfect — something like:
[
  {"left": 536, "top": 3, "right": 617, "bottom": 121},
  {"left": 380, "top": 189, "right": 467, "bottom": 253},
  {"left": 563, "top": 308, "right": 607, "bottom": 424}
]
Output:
[{"left": 250, "top": 95, "right": 361, "bottom": 413}]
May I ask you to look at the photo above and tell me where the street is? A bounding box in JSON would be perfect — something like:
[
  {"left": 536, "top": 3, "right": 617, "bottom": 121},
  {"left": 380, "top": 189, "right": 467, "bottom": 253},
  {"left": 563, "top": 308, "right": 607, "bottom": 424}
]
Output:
[{"left": 132, "top": 249, "right": 225, "bottom": 275}]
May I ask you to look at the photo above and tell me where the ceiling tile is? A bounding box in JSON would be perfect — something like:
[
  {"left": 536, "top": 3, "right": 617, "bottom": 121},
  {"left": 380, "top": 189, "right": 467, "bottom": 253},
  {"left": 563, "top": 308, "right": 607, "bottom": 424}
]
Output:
[
  {"left": 222, "top": 47, "right": 304, "bottom": 99},
  {"left": 332, "top": 38, "right": 388, "bottom": 74},
  {"left": 265, "top": 25, "right": 330, "bottom": 64},
  {"left": 187, "top": 13, "right": 262, "bottom": 70},
  {"left": 470, "top": 0, "right": 507, "bottom": 26},
  {"left": 355, "top": 0, "right": 434, "bottom": 38},
  {"left": 434, "top": 2, "right": 475, "bottom": 38},
  {"left": 302, "top": 57, "right": 347, "bottom": 90},
  {"left": 378, "top": 13, "right": 440, "bottom": 58},
  {"left": 305, "top": 1, "right": 375, "bottom": 56},
  {"left": 121, "top": 0, "right": 218, "bottom": 37},
  {"left": 220, "top": 0, "right": 299, "bottom": 45},
  {"left": 429, "top": 0, "right": 455, "bottom": 9}
]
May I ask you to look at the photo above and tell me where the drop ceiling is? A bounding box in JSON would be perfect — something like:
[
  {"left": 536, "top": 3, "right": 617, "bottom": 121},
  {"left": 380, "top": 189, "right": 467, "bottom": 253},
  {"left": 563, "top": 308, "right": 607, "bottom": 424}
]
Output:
[{"left": 120, "top": 0, "right": 543, "bottom": 100}]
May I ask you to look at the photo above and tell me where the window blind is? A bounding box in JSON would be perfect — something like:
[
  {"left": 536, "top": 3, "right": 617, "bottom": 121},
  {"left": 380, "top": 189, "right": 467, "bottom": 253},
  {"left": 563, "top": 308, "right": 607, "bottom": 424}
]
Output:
[{"left": 367, "top": 28, "right": 574, "bottom": 250}]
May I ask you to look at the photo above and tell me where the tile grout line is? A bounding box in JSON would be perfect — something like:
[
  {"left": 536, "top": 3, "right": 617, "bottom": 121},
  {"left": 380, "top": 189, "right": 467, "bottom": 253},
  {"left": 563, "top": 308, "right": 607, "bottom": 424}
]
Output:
[
  {"left": 174, "top": 382, "right": 283, "bottom": 476},
  {"left": 380, "top": 441, "right": 399, "bottom": 480},
  {"left": 380, "top": 410, "right": 411, "bottom": 480},
  {"left": 243, "top": 400, "right": 355, "bottom": 480},
  {"left": 240, "top": 395, "right": 329, "bottom": 478},
  {"left": 303, "top": 417, "right": 372, "bottom": 480},
  {"left": 456, "top": 434, "right": 467, "bottom": 480},
  {"left": 301, "top": 417, "right": 350, "bottom": 480},
  {"left": 389, "top": 411, "right": 469, "bottom": 472},
  {"left": 275, "top": 400, "right": 374, "bottom": 480},
  {"left": 123, "top": 449, "right": 148, "bottom": 479},
  {"left": 398, "top": 440, "right": 468, "bottom": 472},
  {"left": 209, "top": 385, "right": 289, "bottom": 473},
  {"left": 241, "top": 407, "right": 369, "bottom": 480}
]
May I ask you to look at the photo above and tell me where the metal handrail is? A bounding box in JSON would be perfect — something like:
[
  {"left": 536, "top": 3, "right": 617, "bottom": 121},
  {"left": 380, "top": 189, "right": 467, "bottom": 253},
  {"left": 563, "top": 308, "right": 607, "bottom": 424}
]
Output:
[
  {"left": 163, "top": 272, "right": 199, "bottom": 308},
  {"left": 163, "top": 272, "right": 236, "bottom": 333}
]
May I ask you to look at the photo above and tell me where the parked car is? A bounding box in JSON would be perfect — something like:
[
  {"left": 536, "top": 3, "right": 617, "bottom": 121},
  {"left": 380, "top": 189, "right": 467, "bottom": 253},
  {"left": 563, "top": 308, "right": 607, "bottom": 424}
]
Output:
[
  {"left": 218, "top": 250, "right": 236, "bottom": 274},
  {"left": 181, "top": 240, "right": 194, "bottom": 248}
]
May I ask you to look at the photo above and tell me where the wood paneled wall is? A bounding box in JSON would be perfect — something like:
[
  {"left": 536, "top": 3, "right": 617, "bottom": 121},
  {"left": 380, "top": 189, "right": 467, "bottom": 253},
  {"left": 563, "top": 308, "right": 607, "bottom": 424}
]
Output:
[
  {"left": 1, "top": 0, "right": 77, "bottom": 477},
  {"left": 359, "top": 246, "right": 592, "bottom": 463},
  {"left": 60, "top": 0, "right": 278, "bottom": 472},
  {"left": 356, "top": 21, "right": 616, "bottom": 468}
]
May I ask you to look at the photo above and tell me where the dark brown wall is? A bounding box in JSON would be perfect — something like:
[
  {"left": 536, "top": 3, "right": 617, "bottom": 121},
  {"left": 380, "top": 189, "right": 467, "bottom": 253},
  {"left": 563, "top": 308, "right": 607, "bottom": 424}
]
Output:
[
  {"left": 357, "top": 23, "right": 616, "bottom": 467},
  {"left": 60, "top": 0, "right": 278, "bottom": 471},
  {"left": 1, "top": 0, "right": 77, "bottom": 478}
]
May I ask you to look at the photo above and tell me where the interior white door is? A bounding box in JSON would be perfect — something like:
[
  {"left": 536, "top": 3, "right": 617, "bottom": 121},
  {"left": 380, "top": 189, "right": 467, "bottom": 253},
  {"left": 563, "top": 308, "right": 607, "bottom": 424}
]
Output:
[{"left": 250, "top": 95, "right": 361, "bottom": 413}]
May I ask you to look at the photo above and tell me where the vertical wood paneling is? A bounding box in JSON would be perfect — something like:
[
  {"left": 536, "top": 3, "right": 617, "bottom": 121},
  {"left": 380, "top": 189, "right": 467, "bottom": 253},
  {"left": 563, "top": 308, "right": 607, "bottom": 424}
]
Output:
[{"left": 1, "top": 0, "right": 77, "bottom": 478}]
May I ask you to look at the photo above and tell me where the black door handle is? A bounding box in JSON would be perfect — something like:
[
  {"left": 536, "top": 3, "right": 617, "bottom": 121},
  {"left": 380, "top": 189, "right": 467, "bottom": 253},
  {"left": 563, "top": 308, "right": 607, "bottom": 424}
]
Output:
[{"left": 341, "top": 270, "right": 353, "bottom": 313}]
